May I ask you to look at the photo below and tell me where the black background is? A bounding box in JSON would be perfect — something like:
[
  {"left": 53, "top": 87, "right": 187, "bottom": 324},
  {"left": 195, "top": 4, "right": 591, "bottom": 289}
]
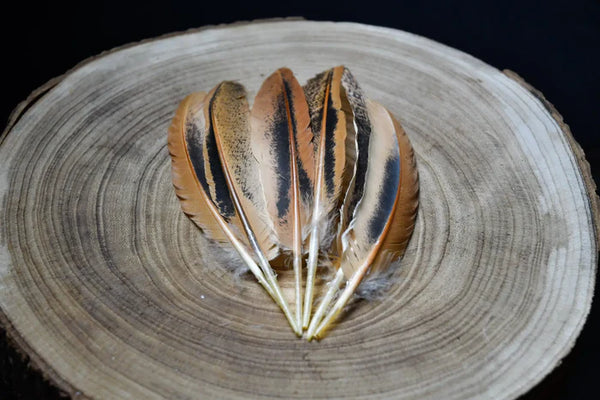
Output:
[{"left": 1, "top": 0, "right": 598, "bottom": 398}]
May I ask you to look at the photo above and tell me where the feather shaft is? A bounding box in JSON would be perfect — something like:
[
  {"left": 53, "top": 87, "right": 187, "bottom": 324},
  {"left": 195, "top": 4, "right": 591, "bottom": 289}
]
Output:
[
  {"left": 287, "top": 102, "right": 304, "bottom": 332},
  {"left": 306, "top": 268, "right": 344, "bottom": 339}
]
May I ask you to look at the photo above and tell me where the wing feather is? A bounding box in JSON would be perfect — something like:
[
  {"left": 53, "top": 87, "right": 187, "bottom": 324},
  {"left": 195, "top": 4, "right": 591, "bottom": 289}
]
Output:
[
  {"left": 168, "top": 88, "right": 298, "bottom": 334},
  {"left": 251, "top": 68, "right": 314, "bottom": 249},
  {"left": 168, "top": 92, "right": 245, "bottom": 244},
  {"left": 309, "top": 100, "right": 419, "bottom": 339},
  {"left": 302, "top": 66, "right": 351, "bottom": 327},
  {"left": 209, "top": 82, "right": 279, "bottom": 260}
]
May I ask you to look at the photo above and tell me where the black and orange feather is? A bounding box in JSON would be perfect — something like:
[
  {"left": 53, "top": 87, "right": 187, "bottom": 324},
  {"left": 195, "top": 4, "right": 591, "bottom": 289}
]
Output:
[
  {"left": 302, "top": 66, "right": 353, "bottom": 328},
  {"left": 307, "top": 98, "right": 419, "bottom": 340},
  {"left": 251, "top": 67, "right": 315, "bottom": 329},
  {"left": 168, "top": 87, "right": 299, "bottom": 334}
]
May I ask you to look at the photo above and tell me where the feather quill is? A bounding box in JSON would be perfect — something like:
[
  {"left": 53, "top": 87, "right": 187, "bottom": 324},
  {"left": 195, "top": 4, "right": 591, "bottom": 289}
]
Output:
[
  {"left": 251, "top": 68, "right": 315, "bottom": 330},
  {"left": 168, "top": 89, "right": 299, "bottom": 334},
  {"left": 307, "top": 100, "right": 419, "bottom": 339},
  {"left": 302, "top": 66, "right": 352, "bottom": 328}
]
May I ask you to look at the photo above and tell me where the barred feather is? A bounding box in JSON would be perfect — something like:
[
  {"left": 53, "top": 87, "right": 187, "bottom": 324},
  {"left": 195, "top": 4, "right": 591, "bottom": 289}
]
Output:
[
  {"left": 168, "top": 88, "right": 298, "bottom": 334},
  {"left": 302, "top": 66, "right": 351, "bottom": 328},
  {"left": 308, "top": 100, "right": 419, "bottom": 339},
  {"left": 251, "top": 68, "right": 315, "bottom": 329}
]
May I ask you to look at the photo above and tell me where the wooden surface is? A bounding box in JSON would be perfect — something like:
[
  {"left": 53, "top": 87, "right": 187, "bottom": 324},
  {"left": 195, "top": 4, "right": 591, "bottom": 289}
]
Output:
[{"left": 0, "top": 20, "right": 597, "bottom": 399}]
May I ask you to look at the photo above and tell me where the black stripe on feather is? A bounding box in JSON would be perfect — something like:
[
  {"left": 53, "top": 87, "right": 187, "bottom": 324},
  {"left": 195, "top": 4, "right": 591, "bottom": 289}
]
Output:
[
  {"left": 271, "top": 89, "right": 292, "bottom": 219},
  {"left": 185, "top": 88, "right": 236, "bottom": 220},
  {"left": 367, "top": 154, "right": 400, "bottom": 240},
  {"left": 323, "top": 72, "right": 339, "bottom": 197}
]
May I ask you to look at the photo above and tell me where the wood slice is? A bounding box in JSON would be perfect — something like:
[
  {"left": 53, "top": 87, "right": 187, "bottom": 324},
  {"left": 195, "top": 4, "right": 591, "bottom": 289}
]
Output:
[{"left": 0, "top": 20, "right": 597, "bottom": 399}]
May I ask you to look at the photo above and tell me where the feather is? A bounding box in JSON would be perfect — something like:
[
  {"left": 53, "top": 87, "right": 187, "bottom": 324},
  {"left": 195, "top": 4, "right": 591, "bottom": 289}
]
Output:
[
  {"left": 208, "top": 82, "right": 278, "bottom": 261},
  {"left": 307, "top": 100, "right": 419, "bottom": 339},
  {"left": 168, "top": 89, "right": 299, "bottom": 334},
  {"left": 305, "top": 69, "right": 373, "bottom": 336},
  {"left": 302, "top": 66, "right": 352, "bottom": 328},
  {"left": 334, "top": 68, "right": 372, "bottom": 255},
  {"left": 251, "top": 67, "right": 315, "bottom": 330},
  {"left": 168, "top": 93, "right": 247, "bottom": 253}
]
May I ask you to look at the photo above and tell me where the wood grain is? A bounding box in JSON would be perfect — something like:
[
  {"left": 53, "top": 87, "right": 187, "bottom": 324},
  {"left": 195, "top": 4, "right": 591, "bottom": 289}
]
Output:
[{"left": 0, "top": 20, "right": 597, "bottom": 399}]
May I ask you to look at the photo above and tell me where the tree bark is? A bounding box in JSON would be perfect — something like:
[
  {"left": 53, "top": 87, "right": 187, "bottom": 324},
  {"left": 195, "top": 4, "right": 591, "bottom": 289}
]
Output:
[{"left": 0, "top": 20, "right": 597, "bottom": 400}]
